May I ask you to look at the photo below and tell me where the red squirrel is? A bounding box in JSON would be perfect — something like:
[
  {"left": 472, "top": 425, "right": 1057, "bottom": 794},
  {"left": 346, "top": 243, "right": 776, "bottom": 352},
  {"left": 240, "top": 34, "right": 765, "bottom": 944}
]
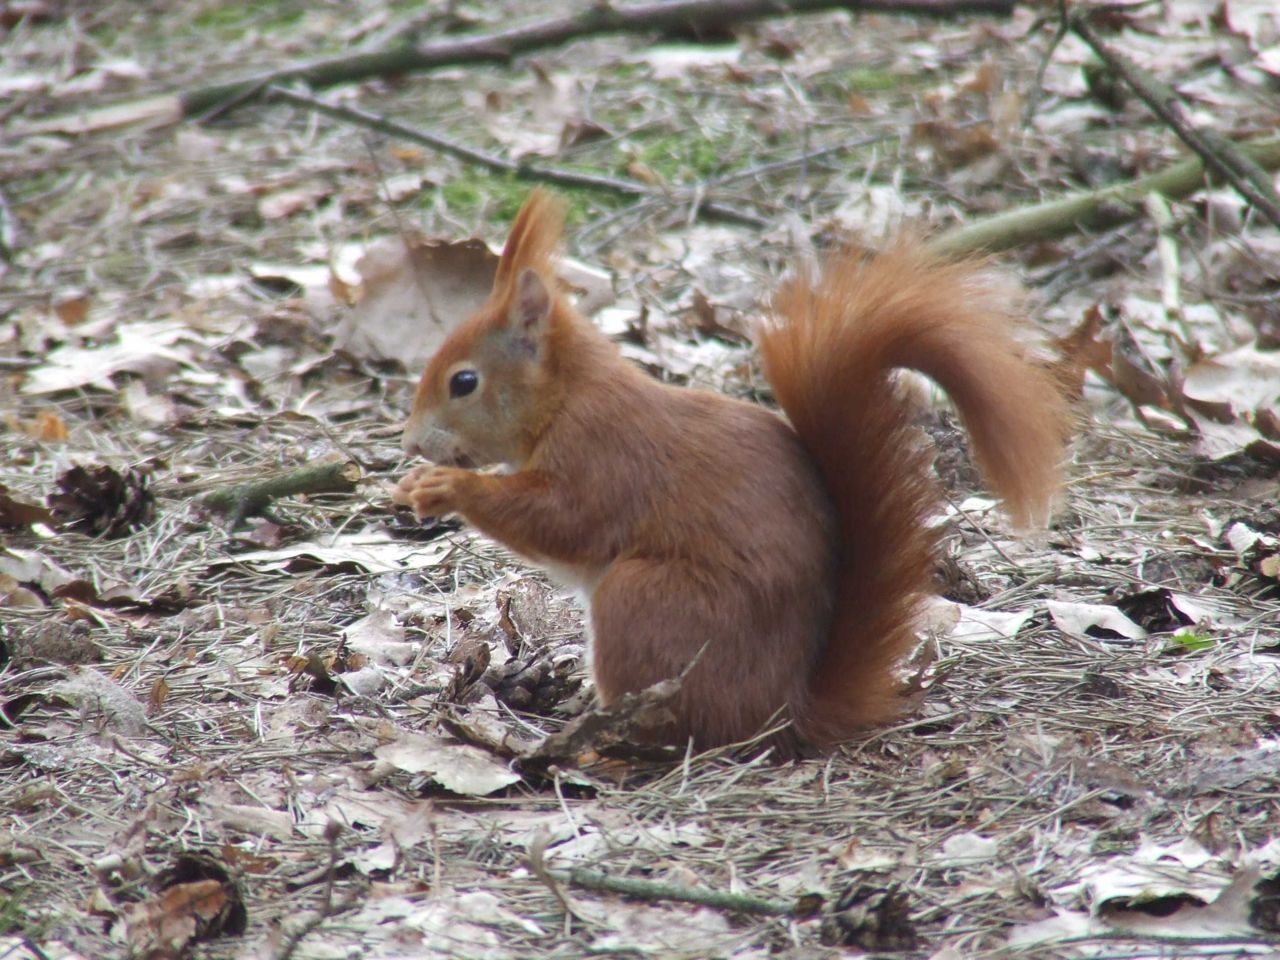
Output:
[{"left": 393, "top": 189, "right": 1067, "bottom": 751}]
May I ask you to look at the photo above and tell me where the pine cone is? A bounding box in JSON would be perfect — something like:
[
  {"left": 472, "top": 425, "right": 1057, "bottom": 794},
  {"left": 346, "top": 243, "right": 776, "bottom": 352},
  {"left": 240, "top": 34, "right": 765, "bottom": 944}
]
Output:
[
  {"left": 484, "top": 655, "right": 582, "bottom": 713},
  {"left": 47, "top": 464, "right": 156, "bottom": 538}
]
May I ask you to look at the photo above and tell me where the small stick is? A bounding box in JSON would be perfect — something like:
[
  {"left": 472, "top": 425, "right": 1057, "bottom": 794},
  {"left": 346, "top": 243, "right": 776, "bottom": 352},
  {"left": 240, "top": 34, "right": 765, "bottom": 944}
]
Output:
[
  {"left": 176, "top": 0, "right": 1018, "bottom": 119},
  {"left": 1071, "top": 12, "right": 1280, "bottom": 228},
  {"left": 574, "top": 129, "right": 898, "bottom": 247},
  {"left": 275, "top": 824, "right": 362, "bottom": 960},
  {"left": 1021, "top": 0, "right": 1070, "bottom": 128},
  {"left": 544, "top": 865, "right": 813, "bottom": 917},
  {"left": 264, "top": 86, "right": 769, "bottom": 230},
  {"left": 15, "top": 0, "right": 1021, "bottom": 137},
  {"left": 925, "top": 137, "right": 1280, "bottom": 258},
  {"left": 202, "top": 461, "right": 361, "bottom": 529}
]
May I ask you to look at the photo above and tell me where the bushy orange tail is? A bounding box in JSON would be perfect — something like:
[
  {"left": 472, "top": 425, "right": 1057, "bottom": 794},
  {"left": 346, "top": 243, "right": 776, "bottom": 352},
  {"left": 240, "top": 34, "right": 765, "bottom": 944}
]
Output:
[{"left": 760, "top": 242, "right": 1067, "bottom": 743}]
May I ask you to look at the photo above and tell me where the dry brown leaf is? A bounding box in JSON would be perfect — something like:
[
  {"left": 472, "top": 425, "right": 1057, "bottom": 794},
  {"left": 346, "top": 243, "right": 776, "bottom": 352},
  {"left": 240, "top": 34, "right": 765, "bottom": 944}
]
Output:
[
  {"left": 0, "top": 573, "right": 43, "bottom": 608},
  {"left": 1046, "top": 600, "right": 1148, "bottom": 641},
  {"left": 558, "top": 117, "right": 610, "bottom": 150},
  {"left": 205, "top": 801, "right": 296, "bottom": 840},
  {"left": 388, "top": 145, "right": 426, "bottom": 163},
  {"left": 1111, "top": 343, "right": 1172, "bottom": 410},
  {"left": 1189, "top": 419, "right": 1277, "bottom": 460},
  {"left": 912, "top": 120, "right": 999, "bottom": 167},
  {"left": 0, "top": 484, "right": 56, "bottom": 530},
  {"left": 123, "top": 880, "right": 227, "bottom": 958},
  {"left": 374, "top": 729, "right": 522, "bottom": 796},
  {"left": 52, "top": 293, "right": 90, "bottom": 326},
  {"left": 959, "top": 61, "right": 999, "bottom": 96},
  {"left": 1260, "top": 554, "right": 1280, "bottom": 580},
  {"left": 328, "top": 264, "right": 358, "bottom": 306},
  {"left": 22, "top": 321, "right": 194, "bottom": 395},
  {"left": 120, "top": 381, "right": 176, "bottom": 426},
  {"left": 332, "top": 234, "right": 498, "bottom": 370},
  {"left": 1257, "top": 406, "right": 1280, "bottom": 440},
  {"left": 637, "top": 44, "right": 742, "bottom": 79},
  {"left": 482, "top": 65, "right": 587, "bottom": 158},
  {"left": 1181, "top": 343, "right": 1280, "bottom": 422},
  {"left": 34, "top": 410, "right": 69, "bottom": 441},
  {"left": 50, "top": 578, "right": 193, "bottom": 617},
  {"left": 847, "top": 93, "right": 873, "bottom": 116},
  {"left": 4, "top": 411, "right": 69, "bottom": 442},
  {"left": 1051, "top": 304, "right": 1113, "bottom": 398},
  {"left": 207, "top": 531, "right": 449, "bottom": 577},
  {"left": 583, "top": 901, "right": 733, "bottom": 955},
  {"left": 0, "top": 547, "right": 75, "bottom": 596},
  {"left": 343, "top": 610, "right": 414, "bottom": 666},
  {"left": 257, "top": 181, "right": 334, "bottom": 221},
  {"left": 1220, "top": 0, "right": 1280, "bottom": 50},
  {"left": 625, "top": 159, "right": 662, "bottom": 185},
  {"left": 148, "top": 676, "right": 170, "bottom": 713},
  {"left": 51, "top": 667, "right": 147, "bottom": 736},
  {"left": 0, "top": 1, "right": 59, "bottom": 28}
]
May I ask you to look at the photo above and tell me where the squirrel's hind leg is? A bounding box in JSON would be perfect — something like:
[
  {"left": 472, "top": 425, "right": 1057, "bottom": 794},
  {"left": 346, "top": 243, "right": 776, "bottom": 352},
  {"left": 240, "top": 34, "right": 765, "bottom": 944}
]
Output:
[{"left": 588, "top": 558, "right": 811, "bottom": 749}]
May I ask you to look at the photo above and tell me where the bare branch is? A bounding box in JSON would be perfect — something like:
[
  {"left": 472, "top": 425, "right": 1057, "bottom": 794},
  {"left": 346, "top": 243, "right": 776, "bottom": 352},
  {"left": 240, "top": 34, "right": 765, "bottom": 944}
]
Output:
[
  {"left": 925, "top": 137, "right": 1280, "bottom": 259},
  {"left": 1071, "top": 11, "right": 1280, "bottom": 229},
  {"left": 178, "top": 0, "right": 1018, "bottom": 119}
]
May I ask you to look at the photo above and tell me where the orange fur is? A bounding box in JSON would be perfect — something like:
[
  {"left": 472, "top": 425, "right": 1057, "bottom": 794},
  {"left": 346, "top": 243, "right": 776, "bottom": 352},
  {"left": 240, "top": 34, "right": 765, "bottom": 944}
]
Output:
[
  {"left": 395, "top": 191, "right": 1069, "bottom": 751},
  {"left": 763, "top": 244, "right": 1067, "bottom": 742},
  {"left": 492, "top": 188, "right": 564, "bottom": 291}
]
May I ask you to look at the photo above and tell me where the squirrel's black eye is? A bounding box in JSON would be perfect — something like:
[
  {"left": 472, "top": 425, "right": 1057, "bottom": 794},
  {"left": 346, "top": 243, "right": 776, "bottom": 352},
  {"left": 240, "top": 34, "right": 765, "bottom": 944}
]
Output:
[{"left": 449, "top": 369, "right": 479, "bottom": 399}]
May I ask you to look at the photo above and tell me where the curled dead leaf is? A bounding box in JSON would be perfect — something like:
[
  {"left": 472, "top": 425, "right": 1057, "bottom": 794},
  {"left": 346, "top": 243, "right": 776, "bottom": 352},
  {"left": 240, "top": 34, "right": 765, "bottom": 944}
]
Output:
[
  {"left": 333, "top": 234, "right": 497, "bottom": 370},
  {"left": 121, "top": 854, "right": 246, "bottom": 957},
  {"left": 1051, "top": 304, "right": 1113, "bottom": 399}
]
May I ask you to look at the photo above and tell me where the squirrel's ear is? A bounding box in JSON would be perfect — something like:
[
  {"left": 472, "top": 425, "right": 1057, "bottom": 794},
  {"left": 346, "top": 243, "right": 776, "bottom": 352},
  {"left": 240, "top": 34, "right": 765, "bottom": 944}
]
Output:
[
  {"left": 493, "top": 189, "right": 563, "bottom": 292},
  {"left": 507, "top": 268, "right": 552, "bottom": 350}
]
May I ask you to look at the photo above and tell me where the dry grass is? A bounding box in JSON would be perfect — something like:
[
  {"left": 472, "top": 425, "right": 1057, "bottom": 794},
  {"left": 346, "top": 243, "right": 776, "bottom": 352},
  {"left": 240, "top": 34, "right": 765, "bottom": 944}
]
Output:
[{"left": 3, "top": 1, "right": 1280, "bottom": 958}]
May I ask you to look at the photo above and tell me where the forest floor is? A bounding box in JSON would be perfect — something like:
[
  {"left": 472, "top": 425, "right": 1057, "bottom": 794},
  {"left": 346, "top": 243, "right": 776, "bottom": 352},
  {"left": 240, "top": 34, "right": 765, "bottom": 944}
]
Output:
[{"left": 3, "top": 1, "right": 1280, "bottom": 957}]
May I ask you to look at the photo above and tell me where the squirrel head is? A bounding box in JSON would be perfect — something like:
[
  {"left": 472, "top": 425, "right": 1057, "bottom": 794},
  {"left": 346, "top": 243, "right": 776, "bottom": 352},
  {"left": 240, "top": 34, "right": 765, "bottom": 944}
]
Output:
[{"left": 402, "top": 189, "right": 566, "bottom": 467}]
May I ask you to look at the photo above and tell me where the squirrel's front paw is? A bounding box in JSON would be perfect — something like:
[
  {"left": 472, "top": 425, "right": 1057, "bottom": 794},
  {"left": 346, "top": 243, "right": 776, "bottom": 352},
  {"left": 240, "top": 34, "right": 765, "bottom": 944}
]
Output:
[{"left": 392, "top": 465, "right": 468, "bottom": 521}]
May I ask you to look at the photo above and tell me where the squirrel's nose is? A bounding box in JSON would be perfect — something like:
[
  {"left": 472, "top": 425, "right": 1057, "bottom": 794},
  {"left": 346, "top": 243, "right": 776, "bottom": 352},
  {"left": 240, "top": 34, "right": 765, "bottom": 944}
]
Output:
[{"left": 401, "top": 430, "right": 422, "bottom": 458}]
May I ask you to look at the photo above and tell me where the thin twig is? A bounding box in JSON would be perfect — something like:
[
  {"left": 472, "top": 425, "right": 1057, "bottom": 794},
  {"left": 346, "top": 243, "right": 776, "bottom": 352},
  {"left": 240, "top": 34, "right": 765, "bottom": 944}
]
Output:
[
  {"left": 528, "top": 832, "right": 590, "bottom": 925},
  {"left": 705, "top": 131, "right": 897, "bottom": 187},
  {"left": 1021, "top": 0, "right": 1069, "bottom": 128},
  {"left": 275, "top": 891, "right": 363, "bottom": 960},
  {"left": 573, "top": 131, "right": 899, "bottom": 245},
  {"left": 275, "top": 826, "right": 363, "bottom": 960},
  {"left": 265, "top": 86, "right": 770, "bottom": 229},
  {"left": 546, "top": 866, "right": 809, "bottom": 917},
  {"left": 1060, "top": 932, "right": 1280, "bottom": 948},
  {"left": 1071, "top": 11, "right": 1280, "bottom": 228},
  {"left": 180, "top": 0, "right": 1017, "bottom": 118}
]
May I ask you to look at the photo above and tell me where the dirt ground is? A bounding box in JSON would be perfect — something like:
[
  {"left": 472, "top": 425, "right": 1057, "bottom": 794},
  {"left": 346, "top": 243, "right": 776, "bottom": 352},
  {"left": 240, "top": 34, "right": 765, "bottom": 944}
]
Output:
[{"left": 3, "top": 1, "right": 1280, "bottom": 957}]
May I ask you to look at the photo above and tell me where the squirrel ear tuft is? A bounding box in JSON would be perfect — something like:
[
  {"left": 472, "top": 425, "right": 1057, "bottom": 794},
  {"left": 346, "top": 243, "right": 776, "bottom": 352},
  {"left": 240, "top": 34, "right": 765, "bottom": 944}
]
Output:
[{"left": 493, "top": 189, "right": 565, "bottom": 293}]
